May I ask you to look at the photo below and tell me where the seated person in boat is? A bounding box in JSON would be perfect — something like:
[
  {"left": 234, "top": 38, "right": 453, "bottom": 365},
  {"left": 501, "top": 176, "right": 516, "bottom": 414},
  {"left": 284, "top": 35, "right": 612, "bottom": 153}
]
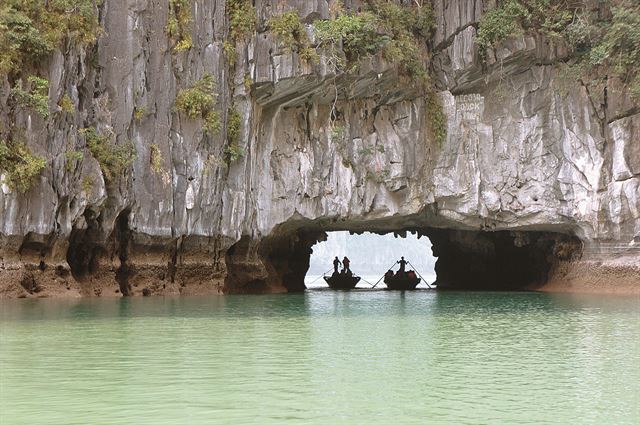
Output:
[{"left": 407, "top": 270, "right": 416, "bottom": 280}]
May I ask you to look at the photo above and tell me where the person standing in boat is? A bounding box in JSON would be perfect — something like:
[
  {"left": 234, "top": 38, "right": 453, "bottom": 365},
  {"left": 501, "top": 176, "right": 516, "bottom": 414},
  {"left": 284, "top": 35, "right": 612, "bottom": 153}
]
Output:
[
  {"left": 333, "top": 256, "right": 342, "bottom": 275},
  {"left": 397, "top": 257, "right": 407, "bottom": 275},
  {"left": 342, "top": 256, "right": 351, "bottom": 274}
]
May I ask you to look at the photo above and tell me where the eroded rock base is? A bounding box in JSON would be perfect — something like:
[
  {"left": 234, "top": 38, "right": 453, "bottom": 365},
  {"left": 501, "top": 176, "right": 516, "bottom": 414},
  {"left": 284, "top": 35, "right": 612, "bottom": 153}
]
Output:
[
  {"left": 540, "top": 256, "right": 640, "bottom": 295},
  {"left": 223, "top": 229, "right": 325, "bottom": 294},
  {"left": 0, "top": 231, "right": 229, "bottom": 299},
  {"left": 2, "top": 225, "right": 637, "bottom": 299}
]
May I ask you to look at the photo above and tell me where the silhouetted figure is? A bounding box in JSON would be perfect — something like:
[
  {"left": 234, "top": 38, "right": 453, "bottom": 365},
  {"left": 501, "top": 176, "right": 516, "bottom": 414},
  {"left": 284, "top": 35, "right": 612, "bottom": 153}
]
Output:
[
  {"left": 397, "top": 256, "right": 407, "bottom": 274},
  {"left": 342, "top": 256, "right": 350, "bottom": 273},
  {"left": 333, "top": 256, "right": 342, "bottom": 274}
]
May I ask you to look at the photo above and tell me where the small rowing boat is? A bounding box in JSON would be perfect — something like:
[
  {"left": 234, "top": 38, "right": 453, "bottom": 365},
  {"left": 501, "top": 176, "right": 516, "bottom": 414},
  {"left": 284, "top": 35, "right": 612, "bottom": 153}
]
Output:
[
  {"left": 323, "top": 272, "right": 361, "bottom": 289},
  {"left": 383, "top": 271, "right": 421, "bottom": 290}
]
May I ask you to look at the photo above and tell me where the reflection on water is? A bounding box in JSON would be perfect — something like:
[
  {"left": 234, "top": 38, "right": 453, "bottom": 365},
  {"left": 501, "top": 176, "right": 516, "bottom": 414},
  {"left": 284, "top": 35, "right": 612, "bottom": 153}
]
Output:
[{"left": 1, "top": 291, "right": 638, "bottom": 424}]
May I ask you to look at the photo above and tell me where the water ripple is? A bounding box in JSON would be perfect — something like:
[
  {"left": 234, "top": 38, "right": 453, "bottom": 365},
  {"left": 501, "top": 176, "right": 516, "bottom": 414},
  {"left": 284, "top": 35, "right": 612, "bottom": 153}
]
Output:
[{"left": 1, "top": 292, "right": 638, "bottom": 424}]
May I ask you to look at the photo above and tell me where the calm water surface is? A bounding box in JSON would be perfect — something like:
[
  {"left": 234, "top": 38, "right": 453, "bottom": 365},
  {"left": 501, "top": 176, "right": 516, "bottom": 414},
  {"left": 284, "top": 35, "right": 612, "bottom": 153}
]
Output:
[{"left": 1, "top": 290, "right": 638, "bottom": 424}]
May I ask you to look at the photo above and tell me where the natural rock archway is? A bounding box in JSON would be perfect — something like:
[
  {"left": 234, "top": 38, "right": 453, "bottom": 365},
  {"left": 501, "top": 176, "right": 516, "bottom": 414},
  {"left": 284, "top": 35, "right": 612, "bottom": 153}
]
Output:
[{"left": 221, "top": 214, "right": 585, "bottom": 293}]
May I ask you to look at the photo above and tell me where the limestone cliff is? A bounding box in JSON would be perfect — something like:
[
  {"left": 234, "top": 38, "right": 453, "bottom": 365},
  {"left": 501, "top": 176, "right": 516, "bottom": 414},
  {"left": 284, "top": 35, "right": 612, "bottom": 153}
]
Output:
[{"left": 0, "top": 0, "right": 638, "bottom": 298}]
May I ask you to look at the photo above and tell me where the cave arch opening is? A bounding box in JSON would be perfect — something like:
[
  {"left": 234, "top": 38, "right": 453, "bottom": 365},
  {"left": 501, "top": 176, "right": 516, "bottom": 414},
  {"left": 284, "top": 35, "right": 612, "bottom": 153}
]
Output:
[
  {"left": 306, "top": 231, "right": 437, "bottom": 288},
  {"left": 224, "top": 224, "right": 584, "bottom": 294}
]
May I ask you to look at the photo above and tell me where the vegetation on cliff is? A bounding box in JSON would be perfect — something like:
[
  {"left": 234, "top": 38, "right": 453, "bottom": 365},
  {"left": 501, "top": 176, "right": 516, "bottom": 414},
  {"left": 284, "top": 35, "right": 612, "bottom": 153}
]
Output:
[
  {"left": 0, "top": 0, "right": 103, "bottom": 192},
  {"left": 58, "top": 94, "right": 75, "bottom": 114},
  {"left": 313, "top": 9, "right": 382, "bottom": 71},
  {"left": 10, "top": 76, "right": 50, "bottom": 119},
  {"left": 267, "top": 11, "right": 318, "bottom": 63},
  {"left": 175, "top": 75, "right": 221, "bottom": 134},
  {"left": 80, "top": 127, "right": 136, "bottom": 182},
  {"left": 167, "top": 0, "right": 193, "bottom": 52},
  {"left": 226, "top": 0, "right": 256, "bottom": 42},
  {"left": 224, "top": 108, "right": 244, "bottom": 163},
  {"left": 366, "top": 0, "right": 435, "bottom": 82},
  {"left": 269, "top": 1, "right": 436, "bottom": 82},
  {"left": 0, "top": 139, "right": 46, "bottom": 193},
  {"left": 477, "top": 0, "right": 640, "bottom": 98},
  {"left": 267, "top": 1, "right": 445, "bottom": 145},
  {"left": 149, "top": 144, "right": 164, "bottom": 174},
  {"left": 223, "top": 0, "right": 257, "bottom": 69},
  {"left": 0, "top": 0, "right": 101, "bottom": 76},
  {"left": 220, "top": 1, "right": 255, "bottom": 165}
]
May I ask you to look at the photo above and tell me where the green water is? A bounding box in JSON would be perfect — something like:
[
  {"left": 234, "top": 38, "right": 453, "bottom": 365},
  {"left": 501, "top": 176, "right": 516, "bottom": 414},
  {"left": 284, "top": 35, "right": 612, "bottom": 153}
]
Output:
[{"left": 1, "top": 290, "right": 638, "bottom": 424}]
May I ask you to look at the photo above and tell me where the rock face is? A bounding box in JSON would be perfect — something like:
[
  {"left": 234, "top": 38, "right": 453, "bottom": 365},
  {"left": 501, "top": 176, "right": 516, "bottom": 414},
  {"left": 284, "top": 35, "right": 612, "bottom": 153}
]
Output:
[{"left": 1, "top": 0, "right": 638, "bottom": 298}]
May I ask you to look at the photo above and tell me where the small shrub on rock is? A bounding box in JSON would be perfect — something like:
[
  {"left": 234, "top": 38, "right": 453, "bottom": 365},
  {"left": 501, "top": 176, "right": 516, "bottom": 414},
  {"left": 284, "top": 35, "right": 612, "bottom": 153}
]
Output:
[
  {"left": 226, "top": 0, "right": 256, "bottom": 42},
  {"left": 0, "top": 139, "right": 46, "bottom": 193},
  {"left": 175, "top": 75, "right": 221, "bottom": 134},
  {"left": 267, "top": 11, "right": 318, "bottom": 63},
  {"left": 80, "top": 127, "right": 136, "bottom": 182},
  {"left": 11, "top": 76, "right": 50, "bottom": 119},
  {"left": 167, "top": 0, "right": 192, "bottom": 52}
]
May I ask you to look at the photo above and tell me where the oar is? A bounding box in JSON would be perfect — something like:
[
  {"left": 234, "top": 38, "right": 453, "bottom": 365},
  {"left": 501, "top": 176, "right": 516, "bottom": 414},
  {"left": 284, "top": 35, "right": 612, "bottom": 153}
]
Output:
[
  {"left": 372, "top": 260, "right": 399, "bottom": 288},
  {"left": 358, "top": 277, "right": 376, "bottom": 287},
  {"left": 371, "top": 276, "right": 384, "bottom": 289},
  {"left": 407, "top": 261, "right": 432, "bottom": 289},
  {"left": 307, "top": 268, "right": 334, "bottom": 285}
]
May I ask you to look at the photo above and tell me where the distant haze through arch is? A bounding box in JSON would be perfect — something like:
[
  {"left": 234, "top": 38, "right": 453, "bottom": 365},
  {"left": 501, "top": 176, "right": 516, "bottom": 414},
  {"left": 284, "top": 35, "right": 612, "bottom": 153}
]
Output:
[{"left": 306, "top": 232, "right": 437, "bottom": 287}]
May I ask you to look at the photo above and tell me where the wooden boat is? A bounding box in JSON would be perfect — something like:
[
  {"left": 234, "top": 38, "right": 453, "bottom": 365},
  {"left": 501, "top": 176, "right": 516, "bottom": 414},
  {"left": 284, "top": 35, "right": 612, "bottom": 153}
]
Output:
[
  {"left": 383, "top": 272, "right": 421, "bottom": 290},
  {"left": 323, "top": 273, "right": 361, "bottom": 289}
]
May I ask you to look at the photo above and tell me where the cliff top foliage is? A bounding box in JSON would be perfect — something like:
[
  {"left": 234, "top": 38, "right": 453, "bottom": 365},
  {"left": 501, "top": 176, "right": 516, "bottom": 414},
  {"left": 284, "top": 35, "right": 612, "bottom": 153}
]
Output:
[
  {"left": 319, "top": 1, "right": 443, "bottom": 145},
  {"left": 268, "top": 1, "right": 436, "bottom": 82},
  {"left": 366, "top": 0, "right": 435, "bottom": 81},
  {"left": 313, "top": 10, "right": 381, "bottom": 70},
  {"left": 0, "top": 1, "right": 101, "bottom": 193},
  {"left": 266, "top": 1, "right": 444, "bottom": 144},
  {"left": 476, "top": 0, "right": 640, "bottom": 97},
  {"left": 0, "top": 0, "right": 101, "bottom": 76}
]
